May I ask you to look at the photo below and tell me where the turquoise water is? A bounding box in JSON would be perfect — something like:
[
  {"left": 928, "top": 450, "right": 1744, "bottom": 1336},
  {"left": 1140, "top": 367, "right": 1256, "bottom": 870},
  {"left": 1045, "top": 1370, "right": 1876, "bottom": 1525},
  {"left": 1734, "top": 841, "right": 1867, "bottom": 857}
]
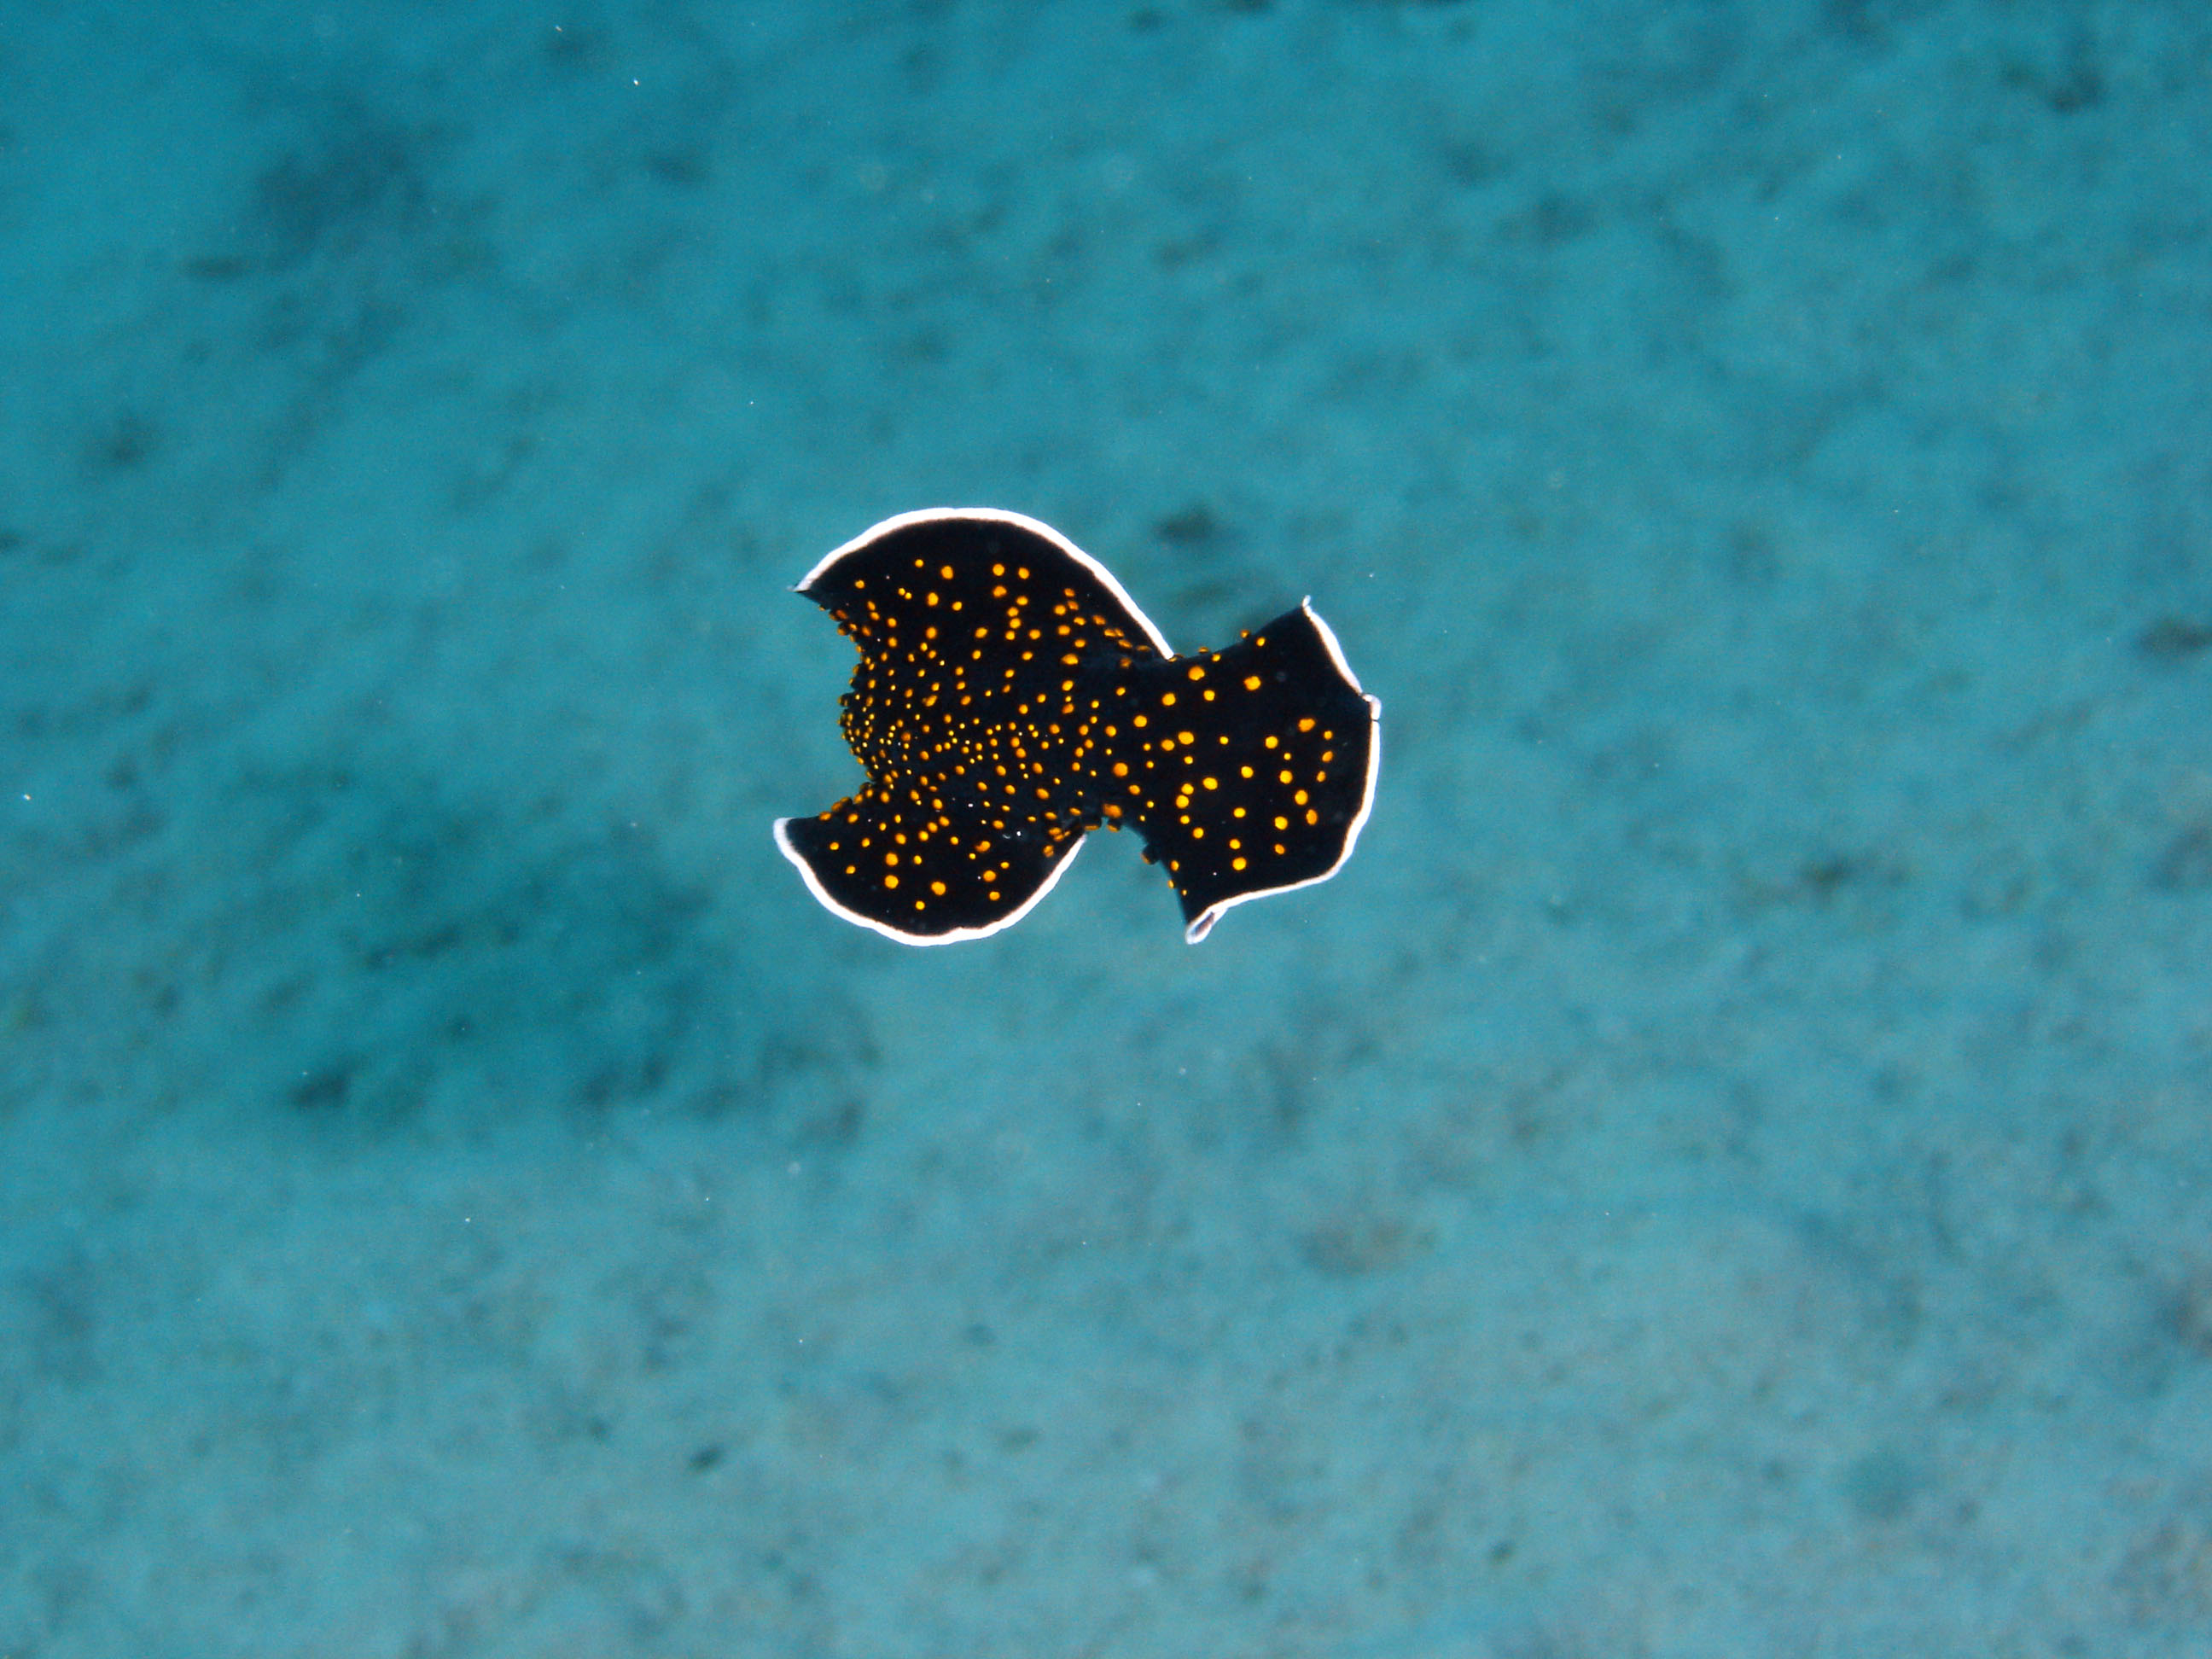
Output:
[{"left": 4, "top": 2, "right": 2209, "bottom": 1653}]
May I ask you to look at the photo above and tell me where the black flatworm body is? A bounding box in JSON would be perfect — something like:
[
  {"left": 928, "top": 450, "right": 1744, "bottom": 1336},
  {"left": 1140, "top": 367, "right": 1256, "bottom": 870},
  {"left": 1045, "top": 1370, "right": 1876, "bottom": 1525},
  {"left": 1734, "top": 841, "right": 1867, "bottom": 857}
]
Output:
[{"left": 774, "top": 509, "right": 1380, "bottom": 945}]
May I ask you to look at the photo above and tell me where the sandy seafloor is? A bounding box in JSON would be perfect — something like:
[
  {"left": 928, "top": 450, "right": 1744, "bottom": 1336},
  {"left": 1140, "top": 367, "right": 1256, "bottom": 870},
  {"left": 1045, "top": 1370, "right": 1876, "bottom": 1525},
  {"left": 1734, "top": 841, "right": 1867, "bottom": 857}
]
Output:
[{"left": 3, "top": 0, "right": 2211, "bottom": 1653}]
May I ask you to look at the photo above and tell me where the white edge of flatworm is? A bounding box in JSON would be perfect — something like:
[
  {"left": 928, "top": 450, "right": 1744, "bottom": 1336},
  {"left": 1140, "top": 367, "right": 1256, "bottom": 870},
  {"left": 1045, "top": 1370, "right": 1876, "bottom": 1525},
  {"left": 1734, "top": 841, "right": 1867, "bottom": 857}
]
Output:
[
  {"left": 1184, "top": 597, "right": 1381, "bottom": 945},
  {"left": 774, "top": 814, "right": 1089, "bottom": 947},
  {"left": 793, "top": 507, "right": 1177, "bottom": 659}
]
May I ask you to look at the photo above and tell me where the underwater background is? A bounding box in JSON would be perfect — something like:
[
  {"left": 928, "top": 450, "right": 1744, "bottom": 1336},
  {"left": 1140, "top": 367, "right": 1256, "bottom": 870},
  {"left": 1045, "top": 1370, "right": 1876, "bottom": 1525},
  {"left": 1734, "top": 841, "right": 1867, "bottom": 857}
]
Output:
[{"left": 4, "top": 1, "right": 2210, "bottom": 1653}]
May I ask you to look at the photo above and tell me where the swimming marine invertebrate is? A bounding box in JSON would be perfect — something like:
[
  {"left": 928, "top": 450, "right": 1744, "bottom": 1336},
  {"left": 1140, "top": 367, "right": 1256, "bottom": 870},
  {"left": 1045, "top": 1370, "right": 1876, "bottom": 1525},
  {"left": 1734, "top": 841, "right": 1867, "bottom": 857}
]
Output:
[{"left": 775, "top": 509, "right": 1379, "bottom": 944}]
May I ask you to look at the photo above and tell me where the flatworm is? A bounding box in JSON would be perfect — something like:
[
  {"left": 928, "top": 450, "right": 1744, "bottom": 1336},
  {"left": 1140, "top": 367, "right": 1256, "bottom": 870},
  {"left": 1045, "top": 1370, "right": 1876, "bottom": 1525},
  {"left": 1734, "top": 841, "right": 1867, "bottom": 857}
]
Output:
[{"left": 774, "top": 509, "right": 1380, "bottom": 945}]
